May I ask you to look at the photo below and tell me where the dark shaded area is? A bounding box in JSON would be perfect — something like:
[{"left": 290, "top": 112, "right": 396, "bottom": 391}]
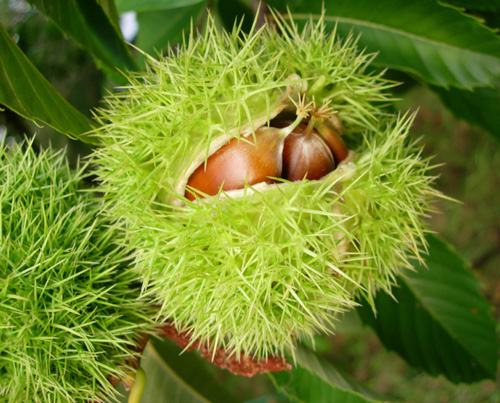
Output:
[{"left": 0, "top": 0, "right": 103, "bottom": 163}]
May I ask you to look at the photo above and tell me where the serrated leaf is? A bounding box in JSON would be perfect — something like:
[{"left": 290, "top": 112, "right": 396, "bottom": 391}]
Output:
[
  {"left": 0, "top": 24, "right": 95, "bottom": 143},
  {"left": 481, "top": 10, "right": 500, "bottom": 31},
  {"left": 116, "top": 0, "right": 206, "bottom": 13},
  {"left": 357, "top": 234, "right": 499, "bottom": 383},
  {"left": 27, "top": 0, "right": 138, "bottom": 76},
  {"left": 431, "top": 82, "right": 500, "bottom": 142},
  {"left": 273, "top": 345, "right": 394, "bottom": 403},
  {"left": 268, "top": 0, "right": 500, "bottom": 89},
  {"left": 441, "top": 0, "right": 500, "bottom": 12},
  {"left": 118, "top": 337, "right": 237, "bottom": 403},
  {"left": 136, "top": 1, "right": 207, "bottom": 58}
]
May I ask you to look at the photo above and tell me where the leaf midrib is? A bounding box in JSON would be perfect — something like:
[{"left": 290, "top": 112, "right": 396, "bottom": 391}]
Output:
[
  {"left": 148, "top": 343, "right": 212, "bottom": 403},
  {"left": 0, "top": 28, "right": 89, "bottom": 135},
  {"left": 291, "top": 13, "right": 500, "bottom": 62},
  {"left": 401, "top": 275, "right": 494, "bottom": 376}
]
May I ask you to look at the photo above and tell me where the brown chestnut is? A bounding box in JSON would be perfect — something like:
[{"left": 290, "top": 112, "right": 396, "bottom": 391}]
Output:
[
  {"left": 185, "top": 127, "right": 286, "bottom": 201},
  {"left": 185, "top": 109, "right": 348, "bottom": 200},
  {"left": 281, "top": 121, "right": 336, "bottom": 181},
  {"left": 315, "top": 120, "right": 348, "bottom": 163}
]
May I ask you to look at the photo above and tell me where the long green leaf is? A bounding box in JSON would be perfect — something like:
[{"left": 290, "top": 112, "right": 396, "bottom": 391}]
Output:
[
  {"left": 136, "top": 1, "right": 207, "bottom": 58},
  {"left": 27, "top": 0, "right": 138, "bottom": 76},
  {"left": 118, "top": 337, "right": 238, "bottom": 403},
  {"left": 441, "top": 0, "right": 500, "bottom": 11},
  {"left": 0, "top": 24, "right": 95, "bottom": 143},
  {"left": 268, "top": 0, "right": 500, "bottom": 89},
  {"left": 357, "top": 234, "right": 499, "bottom": 383},
  {"left": 273, "top": 345, "right": 394, "bottom": 403},
  {"left": 97, "top": 0, "right": 122, "bottom": 34},
  {"left": 116, "top": 0, "right": 206, "bottom": 13},
  {"left": 431, "top": 82, "right": 500, "bottom": 142}
]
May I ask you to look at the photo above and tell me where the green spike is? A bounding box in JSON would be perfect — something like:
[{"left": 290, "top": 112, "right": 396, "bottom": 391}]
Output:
[
  {"left": 0, "top": 139, "right": 154, "bottom": 403},
  {"left": 92, "top": 12, "right": 442, "bottom": 359}
]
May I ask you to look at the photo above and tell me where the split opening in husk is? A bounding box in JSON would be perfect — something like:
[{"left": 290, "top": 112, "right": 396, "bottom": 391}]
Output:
[{"left": 183, "top": 88, "right": 354, "bottom": 203}]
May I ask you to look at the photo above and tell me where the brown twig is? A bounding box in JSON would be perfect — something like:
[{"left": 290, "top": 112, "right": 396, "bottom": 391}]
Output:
[
  {"left": 157, "top": 320, "right": 292, "bottom": 377},
  {"left": 96, "top": 319, "right": 291, "bottom": 402}
]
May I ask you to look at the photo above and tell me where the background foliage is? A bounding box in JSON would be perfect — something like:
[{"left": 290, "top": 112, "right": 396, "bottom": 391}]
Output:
[{"left": 0, "top": 0, "right": 499, "bottom": 402}]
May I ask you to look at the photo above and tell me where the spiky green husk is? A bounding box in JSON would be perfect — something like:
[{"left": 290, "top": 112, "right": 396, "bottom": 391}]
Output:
[
  {"left": 92, "top": 14, "right": 394, "bottom": 208},
  {"left": 92, "top": 15, "right": 437, "bottom": 358},
  {"left": 0, "top": 141, "right": 154, "bottom": 403}
]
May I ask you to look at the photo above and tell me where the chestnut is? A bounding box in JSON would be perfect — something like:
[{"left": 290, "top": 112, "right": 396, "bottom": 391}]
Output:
[
  {"left": 185, "top": 127, "right": 287, "bottom": 201},
  {"left": 185, "top": 103, "right": 348, "bottom": 200},
  {"left": 316, "top": 119, "right": 348, "bottom": 163},
  {"left": 282, "top": 121, "right": 336, "bottom": 181}
]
